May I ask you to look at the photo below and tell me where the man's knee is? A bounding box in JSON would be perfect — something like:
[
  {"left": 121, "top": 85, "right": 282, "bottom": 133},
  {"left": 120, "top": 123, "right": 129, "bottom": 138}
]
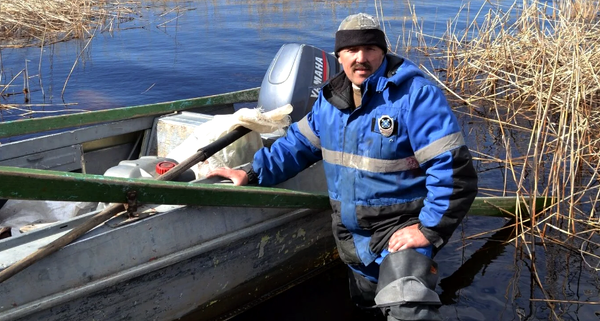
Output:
[{"left": 375, "top": 249, "right": 442, "bottom": 321}]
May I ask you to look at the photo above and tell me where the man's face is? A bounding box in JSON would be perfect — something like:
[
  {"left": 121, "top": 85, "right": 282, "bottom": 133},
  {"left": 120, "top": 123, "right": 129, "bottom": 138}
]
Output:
[{"left": 337, "top": 45, "right": 385, "bottom": 86}]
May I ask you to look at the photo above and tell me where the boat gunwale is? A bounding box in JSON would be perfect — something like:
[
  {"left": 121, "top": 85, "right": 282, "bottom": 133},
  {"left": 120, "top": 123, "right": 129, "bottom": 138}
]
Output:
[{"left": 0, "top": 87, "right": 260, "bottom": 139}]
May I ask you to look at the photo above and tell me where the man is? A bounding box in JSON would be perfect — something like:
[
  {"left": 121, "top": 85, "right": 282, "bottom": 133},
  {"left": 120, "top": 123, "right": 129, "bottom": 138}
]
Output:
[{"left": 209, "top": 12, "right": 478, "bottom": 321}]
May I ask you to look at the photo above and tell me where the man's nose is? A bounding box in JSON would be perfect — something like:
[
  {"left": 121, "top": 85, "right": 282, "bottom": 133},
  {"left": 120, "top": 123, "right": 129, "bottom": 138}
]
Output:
[{"left": 356, "top": 50, "right": 367, "bottom": 63}]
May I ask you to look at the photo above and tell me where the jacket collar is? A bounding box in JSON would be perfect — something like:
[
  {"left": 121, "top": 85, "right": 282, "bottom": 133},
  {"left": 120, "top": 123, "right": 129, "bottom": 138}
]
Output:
[{"left": 322, "top": 54, "right": 404, "bottom": 110}]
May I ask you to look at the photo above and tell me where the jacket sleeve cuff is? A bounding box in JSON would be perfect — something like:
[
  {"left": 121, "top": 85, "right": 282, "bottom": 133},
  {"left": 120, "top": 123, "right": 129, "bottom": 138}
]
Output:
[
  {"left": 418, "top": 223, "right": 445, "bottom": 249},
  {"left": 241, "top": 163, "right": 259, "bottom": 185}
]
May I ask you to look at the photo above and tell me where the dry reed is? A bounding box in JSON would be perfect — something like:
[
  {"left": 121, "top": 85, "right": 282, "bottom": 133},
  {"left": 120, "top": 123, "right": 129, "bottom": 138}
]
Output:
[
  {"left": 0, "top": 0, "right": 137, "bottom": 48},
  {"left": 406, "top": 0, "right": 600, "bottom": 315},
  {"left": 446, "top": 0, "right": 600, "bottom": 250}
]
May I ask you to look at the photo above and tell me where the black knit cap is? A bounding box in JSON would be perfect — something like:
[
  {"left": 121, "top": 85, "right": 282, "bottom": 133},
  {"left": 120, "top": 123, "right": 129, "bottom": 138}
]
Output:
[{"left": 334, "top": 13, "right": 388, "bottom": 56}]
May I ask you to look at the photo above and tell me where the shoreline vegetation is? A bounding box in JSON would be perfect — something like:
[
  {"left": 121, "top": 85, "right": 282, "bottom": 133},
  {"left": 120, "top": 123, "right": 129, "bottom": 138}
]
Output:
[
  {"left": 0, "top": 0, "right": 137, "bottom": 48},
  {"left": 396, "top": 0, "right": 600, "bottom": 316},
  {"left": 0, "top": 0, "right": 189, "bottom": 109},
  {"left": 0, "top": 0, "right": 138, "bottom": 111}
]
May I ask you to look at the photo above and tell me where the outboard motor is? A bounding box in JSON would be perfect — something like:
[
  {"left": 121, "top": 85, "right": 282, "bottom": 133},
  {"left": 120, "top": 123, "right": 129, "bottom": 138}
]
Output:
[
  {"left": 101, "top": 44, "right": 339, "bottom": 188},
  {"left": 255, "top": 43, "right": 341, "bottom": 122}
]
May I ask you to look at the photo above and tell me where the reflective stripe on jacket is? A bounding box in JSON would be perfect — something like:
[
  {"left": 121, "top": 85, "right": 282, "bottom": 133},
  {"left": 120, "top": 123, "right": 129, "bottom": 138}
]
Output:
[{"left": 252, "top": 54, "right": 478, "bottom": 266}]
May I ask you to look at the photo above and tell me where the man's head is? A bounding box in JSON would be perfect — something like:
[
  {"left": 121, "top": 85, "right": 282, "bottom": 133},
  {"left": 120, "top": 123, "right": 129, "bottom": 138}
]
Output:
[{"left": 335, "top": 13, "right": 387, "bottom": 86}]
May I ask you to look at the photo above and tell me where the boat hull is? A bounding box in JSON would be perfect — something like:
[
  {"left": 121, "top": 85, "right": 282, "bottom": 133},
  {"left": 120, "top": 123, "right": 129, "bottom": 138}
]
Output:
[{"left": 0, "top": 204, "right": 336, "bottom": 321}]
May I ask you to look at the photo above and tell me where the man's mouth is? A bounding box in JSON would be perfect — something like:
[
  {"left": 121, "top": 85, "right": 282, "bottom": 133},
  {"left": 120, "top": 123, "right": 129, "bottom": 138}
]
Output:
[{"left": 352, "top": 63, "right": 372, "bottom": 73}]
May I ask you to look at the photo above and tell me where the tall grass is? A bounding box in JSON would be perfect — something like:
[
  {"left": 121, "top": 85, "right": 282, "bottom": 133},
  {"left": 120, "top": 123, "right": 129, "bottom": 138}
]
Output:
[
  {"left": 405, "top": 0, "right": 600, "bottom": 314},
  {"left": 0, "top": 0, "right": 194, "bottom": 114},
  {"left": 445, "top": 0, "right": 600, "bottom": 250},
  {"left": 0, "top": 0, "right": 137, "bottom": 48}
]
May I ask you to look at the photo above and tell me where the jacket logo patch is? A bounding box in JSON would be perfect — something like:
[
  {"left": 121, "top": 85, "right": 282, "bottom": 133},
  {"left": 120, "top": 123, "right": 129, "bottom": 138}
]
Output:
[{"left": 378, "top": 115, "right": 394, "bottom": 137}]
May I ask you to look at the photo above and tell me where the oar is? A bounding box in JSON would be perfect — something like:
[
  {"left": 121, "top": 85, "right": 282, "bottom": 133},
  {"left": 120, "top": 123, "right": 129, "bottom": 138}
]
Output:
[{"left": 0, "top": 126, "right": 252, "bottom": 283}]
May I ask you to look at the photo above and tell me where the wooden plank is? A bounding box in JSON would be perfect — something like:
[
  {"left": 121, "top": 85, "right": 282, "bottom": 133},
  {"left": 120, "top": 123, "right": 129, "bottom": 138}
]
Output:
[
  {"left": 0, "top": 166, "right": 331, "bottom": 209},
  {"left": 0, "top": 166, "right": 553, "bottom": 216},
  {"left": 0, "top": 88, "right": 260, "bottom": 138}
]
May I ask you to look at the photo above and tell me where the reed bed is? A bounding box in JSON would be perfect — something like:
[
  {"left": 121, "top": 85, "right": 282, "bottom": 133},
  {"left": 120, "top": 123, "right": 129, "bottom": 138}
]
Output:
[
  {"left": 408, "top": 0, "right": 600, "bottom": 315},
  {"left": 446, "top": 0, "right": 600, "bottom": 249},
  {"left": 0, "top": 0, "right": 137, "bottom": 48}
]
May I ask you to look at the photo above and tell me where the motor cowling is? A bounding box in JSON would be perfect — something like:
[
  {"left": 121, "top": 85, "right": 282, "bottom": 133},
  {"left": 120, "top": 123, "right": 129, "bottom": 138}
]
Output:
[{"left": 255, "top": 43, "right": 341, "bottom": 123}]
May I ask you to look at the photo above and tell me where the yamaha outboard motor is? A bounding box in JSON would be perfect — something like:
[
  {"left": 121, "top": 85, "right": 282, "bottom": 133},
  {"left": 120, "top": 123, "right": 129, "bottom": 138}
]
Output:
[{"left": 256, "top": 43, "right": 341, "bottom": 122}]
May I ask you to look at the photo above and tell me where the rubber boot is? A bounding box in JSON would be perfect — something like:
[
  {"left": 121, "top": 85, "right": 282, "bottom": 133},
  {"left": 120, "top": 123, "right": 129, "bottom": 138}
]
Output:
[
  {"left": 347, "top": 268, "right": 384, "bottom": 318},
  {"left": 374, "top": 249, "right": 442, "bottom": 321}
]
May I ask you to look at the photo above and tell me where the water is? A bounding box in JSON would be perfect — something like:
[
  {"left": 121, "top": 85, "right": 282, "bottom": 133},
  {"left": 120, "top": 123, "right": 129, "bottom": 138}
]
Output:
[
  {"left": 0, "top": 0, "right": 500, "bottom": 124},
  {"left": 230, "top": 214, "right": 600, "bottom": 321},
  {"left": 1, "top": 0, "right": 599, "bottom": 320}
]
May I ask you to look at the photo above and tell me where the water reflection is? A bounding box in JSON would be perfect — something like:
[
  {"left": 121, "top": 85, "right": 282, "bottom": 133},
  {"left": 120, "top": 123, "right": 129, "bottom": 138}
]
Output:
[{"left": 439, "top": 218, "right": 516, "bottom": 305}]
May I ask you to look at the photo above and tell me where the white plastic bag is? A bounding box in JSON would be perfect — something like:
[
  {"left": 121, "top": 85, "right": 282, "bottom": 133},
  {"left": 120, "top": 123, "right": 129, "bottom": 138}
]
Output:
[
  {"left": 0, "top": 200, "right": 97, "bottom": 235},
  {"left": 167, "top": 105, "right": 292, "bottom": 179}
]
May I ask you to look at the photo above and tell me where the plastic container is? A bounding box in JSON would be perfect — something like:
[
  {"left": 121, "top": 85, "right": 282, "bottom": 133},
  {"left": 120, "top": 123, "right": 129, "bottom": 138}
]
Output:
[
  {"left": 102, "top": 156, "right": 195, "bottom": 182},
  {"left": 155, "top": 161, "right": 177, "bottom": 175}
]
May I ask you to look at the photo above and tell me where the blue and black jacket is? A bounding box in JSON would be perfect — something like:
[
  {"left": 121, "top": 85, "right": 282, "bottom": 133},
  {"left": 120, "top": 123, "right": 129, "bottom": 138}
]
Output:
[{"left": 250, "top": 54, "right": 478, "bottom": 266}]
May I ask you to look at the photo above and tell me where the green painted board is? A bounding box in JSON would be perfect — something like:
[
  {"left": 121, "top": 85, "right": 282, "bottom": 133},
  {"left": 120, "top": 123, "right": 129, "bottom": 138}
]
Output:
[
  {"left": 467, "top": 196, "right": 554, "bottom": 218},
  {"left": 0, "top": 166, "right": 330, "bottom": 209},
  {"left": 0, "top": 166, "right": 552, "bottom": 217},
  {"left": 0, "top": 88, "right": 260, "bottom": 138}
]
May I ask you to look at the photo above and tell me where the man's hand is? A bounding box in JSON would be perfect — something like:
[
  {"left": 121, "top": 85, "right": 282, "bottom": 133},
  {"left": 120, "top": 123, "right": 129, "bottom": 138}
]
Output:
[
  {"left": 206, "top": 168, "right": 248, "bottom": 186},
  {"left": 387, "top": 224, "right": 431, "bottom": 252}
]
